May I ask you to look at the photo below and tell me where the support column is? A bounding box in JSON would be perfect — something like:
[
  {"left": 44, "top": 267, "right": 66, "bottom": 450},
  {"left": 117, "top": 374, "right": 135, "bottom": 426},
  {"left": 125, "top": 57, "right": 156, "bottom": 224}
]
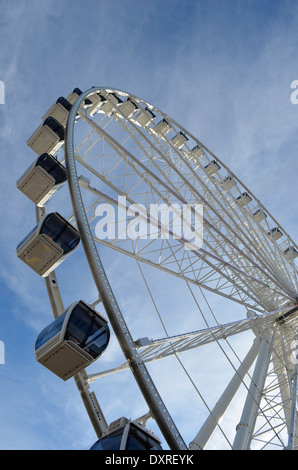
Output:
[
  {"left": 233, "top": 328, "right": 275, "bottom": 450},
  {"left": 189, "top": 337, "right": 261, "bottom": 450},
  {"left": 287, "top": 331, "right": 298, "bottom": 450},
  {"left": 37, "top": 204, "right": 108, "bottom": 438}
]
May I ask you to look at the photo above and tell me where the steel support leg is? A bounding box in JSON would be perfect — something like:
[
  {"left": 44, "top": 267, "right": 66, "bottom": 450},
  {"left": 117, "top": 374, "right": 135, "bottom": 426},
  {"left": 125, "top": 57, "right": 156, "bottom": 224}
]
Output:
[
  {"left": 287, "top": 330, "right": 298, "bottom": 449},
  {"left": 233, "top": 329, "right": 275, "bottom": 450},
  {"left": 189, "top": 337, "right": 261, "bottom": 449}
]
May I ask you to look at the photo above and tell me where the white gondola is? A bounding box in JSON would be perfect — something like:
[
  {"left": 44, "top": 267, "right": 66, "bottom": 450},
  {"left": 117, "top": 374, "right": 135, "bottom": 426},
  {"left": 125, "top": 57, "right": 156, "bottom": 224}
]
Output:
[
  {"left": 27, "top": 116, "right": 64, "bottom": 156},
  {"left": 16, "top": 212, "right": 80, "bottom": 277},
  {"left": 100, "top": 92, "right": 122, "bottom": 116},
  {"left": 42, "top": 97, "right": 72, "bottom": 128},
  {"left": 221, "top": 175, "right": 235, "bottom": 190},
  {"left": 66, "top": 87, "right": 83, "bottom": 105},
  {"left": 267, "top": 227, "right": 283, "bottom": 241},
  {"left": 204, "top": 160, "right": 221, "bottom": 176},
  {"left": 16, "top": 153, "right": 67, "bottom": 206},
  {"left": 35, "top": 300, "right": 110, "bottom": 381},
  {"left": 90, "top": 417, "right": 162, "bottom": 450},
  {"left": 171, "top": 131, "right": 188, "bottom": 149},
  {"left": 87, "top": 92, "right": 107, "bottom": 116},
  {"left": 133, "top": 107, "right": 155, "bottom": 127},
  {"left": 284, "top": 246, "right": 298, "bottom": 260},
  {"left": 66, "top": 87, "right": 92, "bottom": 108},
  {"left": 119, "top": 97, "right": 139, "bottom": 119},
  {"left": 236, "top": 192, "right": 252, "bottom": 207},
  {"left": 155, "top": 118, "right": 171, "bottom": 135},
  {"left": 253, "top": 208, "right": 267, "bottom": 222},
  {"left": 191, "top": 145, "right": 204, "bottom": 159}
]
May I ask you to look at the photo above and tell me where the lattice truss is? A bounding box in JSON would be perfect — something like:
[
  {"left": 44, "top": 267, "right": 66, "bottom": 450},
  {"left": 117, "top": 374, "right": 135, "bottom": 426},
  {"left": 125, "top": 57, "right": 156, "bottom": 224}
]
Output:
[
  {"left": 61, "top": 89, "right": 298, "bottom": 449},
  {"left": 249, "top": 318, "right": 298, "bottom": 450},
  {"left": 71, "top": 90, "right": 298, "bottom": 314}
]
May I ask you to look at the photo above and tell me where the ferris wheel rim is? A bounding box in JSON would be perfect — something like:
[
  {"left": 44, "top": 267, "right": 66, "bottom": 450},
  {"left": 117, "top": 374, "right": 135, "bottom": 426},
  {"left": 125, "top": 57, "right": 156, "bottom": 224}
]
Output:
[
  {"left": 18, "top": 84, "right": 298, "bottom": 450},
  {"left": 64, "top": 86, "right": 188, "bottom": 451},
  {"left": 63, "top": 86, "right": 298, "bottom": 450},
  {"left": 69, "top": 87, "right": 298, "bottom": 312}
]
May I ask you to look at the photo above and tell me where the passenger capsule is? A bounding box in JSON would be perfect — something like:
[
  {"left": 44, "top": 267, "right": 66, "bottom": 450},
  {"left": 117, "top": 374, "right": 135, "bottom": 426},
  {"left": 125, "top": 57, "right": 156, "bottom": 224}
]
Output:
[
  {"left": 35, "top": 300, "right": 110, "bottom": 381},
  {"left": 27, "top": 116, "right": 64, "bottom": 156},
  {"left": 133, "top": 107, "right": 155, "bottom": 127},
  {"left": 66, "top": 87, "right": 84, "bottom": 105},
  {"left": 253, "top": 208, "right": 267, "bottom": 222},
  {"left": 191, "top": 145, "right": 204, "bottom": 159},
  {"left": 236, "top": 192, "right": 252, "bottom": 207},
  {"left": 221, "top": 175, "right": 235, "bottom": 190},
  {"left": 284, "top": 246, "right": 298, "bottom": 260},
  {"left": 87, "top": 92, "right": 108, "bottom": 116},
  {"left": 90, "top": 417, "right": 163, "bottom": 450},
  {"left": 204, "top": 160, "right": 221, "bottom": 176},
  {"left": 16, "top": 153, "right": 67, "bottom": 206},
  {"left": 100, "top": 92, "right": 122, "bottom": 116},
  {"left": 66, "top": 87, "right": 92, "bottom": 108},
  {"left": 16, "top": 212, "right": 80, "bottom": 277},
  {"left": 155, "top": 118, "right": 171, "bottom": 135},
  {"left": 267, "top": 227, "right": 283, "bottom": 241},
  {"left": 171, "top": 131, "right": 188, "bottom": 149},
  {"left": 119, "top": 97, "right": 139, "bottom": 119},
  {"left": 42, "top": 97, "right": 72, "bottom": 128}
]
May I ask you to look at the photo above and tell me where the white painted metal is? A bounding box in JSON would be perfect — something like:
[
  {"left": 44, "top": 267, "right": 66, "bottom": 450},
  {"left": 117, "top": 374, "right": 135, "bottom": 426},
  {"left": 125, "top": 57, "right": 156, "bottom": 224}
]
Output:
[
  {"left": 233, "top": 328, "right": 276, "bottom": 449},
  {"left": 65, "top": 90, "right": 187, "bottom": 450},
  {"left": 287, "top": 330, "right": 298, "bottom": 449},
  {"left": 21, "top": 86, "right": 298, "bottom": 450},
  {"left": 189, "top": 337, "right": 261, "bottom": 450},
  {"left": 70, "top": 87, "right": 298, "bottom": 449}
]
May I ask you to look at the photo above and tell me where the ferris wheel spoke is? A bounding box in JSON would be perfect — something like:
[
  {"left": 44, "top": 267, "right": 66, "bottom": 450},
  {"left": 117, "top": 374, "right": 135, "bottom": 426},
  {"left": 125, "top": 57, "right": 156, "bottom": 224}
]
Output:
[
  {"left": 108, "top": 110, "right": 298, "bottom": 298},
  {"left": 76, "top": 110, "right": 297, "bottom": 306},
  {"left": 79, "top": 175, "right": 266, "bottom": 309},
  {"left": 86, "top": 306, "right": 290, "bottom": 383},
  {"left": 78, "top": 170, "right": 294, "bottom": 313},
  {"left": 86, "top": 213, "right": 291, "bottom": 313}
]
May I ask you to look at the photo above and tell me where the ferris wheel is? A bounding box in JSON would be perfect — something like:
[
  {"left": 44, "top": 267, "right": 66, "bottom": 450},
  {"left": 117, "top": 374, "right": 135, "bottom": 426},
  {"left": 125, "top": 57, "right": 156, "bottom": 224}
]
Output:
[{"left": 16, "top": 86, "right": 298, "bottom": 450}]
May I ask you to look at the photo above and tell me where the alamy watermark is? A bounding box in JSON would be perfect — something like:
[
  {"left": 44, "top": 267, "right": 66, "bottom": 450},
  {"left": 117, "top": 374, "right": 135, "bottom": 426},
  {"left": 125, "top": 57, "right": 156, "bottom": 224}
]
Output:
[
  {"left": 95, "top": 196, "right": 204, "bottom": 251},
  {"left": 0, "top": 340, "right": 4, "bottom": 364},
  {"left": 0, "top": 80, "right": 4, "bottom": 105},
  {"left": 290, "top": 80, "right": 298, "bottom": 104}
]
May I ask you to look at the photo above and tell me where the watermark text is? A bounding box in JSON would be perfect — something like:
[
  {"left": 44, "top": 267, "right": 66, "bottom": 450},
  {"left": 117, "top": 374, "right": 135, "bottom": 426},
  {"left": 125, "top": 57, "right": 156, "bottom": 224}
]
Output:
[
  {"left": 95, "top": 196, "right": 204, "bottom": 251},
  {"left": 0, "top": 340, "right": 4, "bottom": 364},
  {"left": 0, "top": 81, "right": 4, "bottom": 105}
]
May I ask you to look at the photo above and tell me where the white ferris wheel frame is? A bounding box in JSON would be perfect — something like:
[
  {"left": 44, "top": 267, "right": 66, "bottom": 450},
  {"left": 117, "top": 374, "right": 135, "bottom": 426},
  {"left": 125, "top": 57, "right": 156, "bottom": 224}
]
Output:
[{"left": 33, "top": 86, "right": 298, "bottom": 450}]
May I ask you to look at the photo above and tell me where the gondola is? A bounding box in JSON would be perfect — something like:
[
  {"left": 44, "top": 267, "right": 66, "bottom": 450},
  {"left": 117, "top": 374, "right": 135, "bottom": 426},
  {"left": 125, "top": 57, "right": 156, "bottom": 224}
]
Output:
[
  {"left": 90, "top": 417, "right": 162, "bottom": 450},
  {"left": 17, "top": 153, "right": 67, "bottom": 206},
  {"left": 35, "top": 300, "right": 110, "bottom": 380},
  {"left": 16, "top": 212, "right": 80, "bottom": 277}
]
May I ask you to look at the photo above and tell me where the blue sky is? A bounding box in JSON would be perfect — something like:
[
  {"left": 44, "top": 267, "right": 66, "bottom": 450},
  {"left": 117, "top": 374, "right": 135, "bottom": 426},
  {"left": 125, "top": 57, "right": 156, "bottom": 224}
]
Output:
[{"left": 0, "top": 0, "right": 298, "bottom": 450}]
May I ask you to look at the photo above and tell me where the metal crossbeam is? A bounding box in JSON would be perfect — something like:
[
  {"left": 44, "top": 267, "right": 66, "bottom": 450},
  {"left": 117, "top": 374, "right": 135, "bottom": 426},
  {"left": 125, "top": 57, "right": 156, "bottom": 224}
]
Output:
[{"left": 87, "top": 307, "right": 292, "bottom": 383}]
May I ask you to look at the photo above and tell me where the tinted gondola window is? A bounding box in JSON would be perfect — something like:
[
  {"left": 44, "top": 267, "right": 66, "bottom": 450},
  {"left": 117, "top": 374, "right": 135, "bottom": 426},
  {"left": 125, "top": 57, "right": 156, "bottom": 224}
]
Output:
[
  {"left": 57, "top": 97, "right": 72, "bottom": 112},
  {"left": 90, "top": 424, "right": 162, "bottom": 450},
  {"left": 90, "top": 429, "right": 123, "bottom": 450},
  {"left": 126, "top": 424, "right": 162, "bottom": 450},
  {"left": 65, "top": 305, "right": 109, "bottom": 359},
  {"left": 36, "top": 154, "right": 67, "bottom": 184},
  {"left": 43, "top": 117, "right": 64, "bottom": 140},
  {"left": 16, "top": 223, "right": 38, "bottom": 250},
  {"left": 41, "top": 214, "right": 79, "bottom": 253},
  {"left": 35, "top": 311, "right": 67, "bottom": 350}
]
